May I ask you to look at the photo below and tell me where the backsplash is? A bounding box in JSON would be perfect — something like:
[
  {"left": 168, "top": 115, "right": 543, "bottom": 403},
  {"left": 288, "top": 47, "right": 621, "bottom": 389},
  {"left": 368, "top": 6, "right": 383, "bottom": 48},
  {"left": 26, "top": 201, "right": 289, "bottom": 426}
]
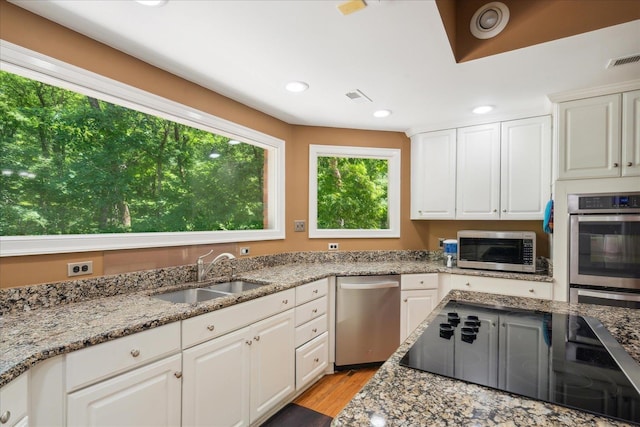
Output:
[{"left": 0, "top": 250, "right": 434, "bottom": 315}]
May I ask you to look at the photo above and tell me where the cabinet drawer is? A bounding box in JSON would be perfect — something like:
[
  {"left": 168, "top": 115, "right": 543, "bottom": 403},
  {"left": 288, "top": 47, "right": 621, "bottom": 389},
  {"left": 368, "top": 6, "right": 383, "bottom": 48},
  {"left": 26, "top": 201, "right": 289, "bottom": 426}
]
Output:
[
  {"left": 295, "top": 332, "right": 328, "bottom": 391},
  {"left": 295, "top": 278, "right": 328, "bottom": 305},
  {"left": 182, "top": 288, "right": 295, "bottom": 348},
  {"left": 66, "top": 322, "right": 180, "bottom": 392},
  {"left": 294, "top": 296, "right": 327, "bottom": 327},
  {"left": 0, "top": 372, "right": 28, "bottom": 427},
  {"left": 295, "top": 314, "right": 327, "bottom": 348},
  {"left": 401, "top": 273, "right": 438, "bottom": 290},
  {"left": 450, "top": 275, "right": 552, "bottom": 300}
]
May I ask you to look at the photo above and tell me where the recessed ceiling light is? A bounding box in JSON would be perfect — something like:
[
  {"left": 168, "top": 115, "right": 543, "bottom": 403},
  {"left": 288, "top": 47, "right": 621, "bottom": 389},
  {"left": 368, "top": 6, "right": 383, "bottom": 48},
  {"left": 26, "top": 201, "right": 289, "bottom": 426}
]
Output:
[
  {"left": 228, "top": 139, "right": 241, "bottom": 145},
  {"left": 285, "top": 81, "right": 309, "bottom": 93},
  {"left": 373, "top": 109, "right": 392, "bottom": 118},
  {"left": 135, "top": 0, "right": 168, "bottom": 6},
  {"left": 473, "top": 105, "right": 494, "bottom": 114},
  {"left": 470, "top": 2, "right": 509, "bottom": 39}
]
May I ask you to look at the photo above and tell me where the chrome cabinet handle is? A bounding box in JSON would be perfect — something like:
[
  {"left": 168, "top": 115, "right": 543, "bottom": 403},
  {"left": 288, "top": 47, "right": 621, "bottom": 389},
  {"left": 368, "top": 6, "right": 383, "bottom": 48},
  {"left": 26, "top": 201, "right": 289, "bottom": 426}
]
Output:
[
  {"left": 0, "top": 411, "right": 10, "bottom": 424},
  {"left": 254, "top": 336, "right": 260, "bottom": 341},
  {"left": 465, "top": 282, "right": 471, "bottom": 287},
  {"left": 628, "top": 162, "right": 633, "bottom": 167},
  {"left": 312, "top": 328, "right": 318, "bottom": 333},
  {"left": 502, "top": 209, "right": 506, "bottom": 212},
  {"left": 206, "top": 325, "right": 215, "bottom": 331},
  {"left": 312, "top": 308, "right": 318, "bottom": 314},
  {"left": 246, "top": 340, "right": 252, "bottom": 346},
  {"left": 419, "top": 280, "right": 424, "bottom": 284},
  {"left": 529, "top": 289, "right": 534, "bottom": 293},
  {"left": 174, "top": 371, "right": 183, "bottom": 379},
  {"left": 493, "top": 209, "right": 497, "bottom": 213},
  {"left": 614, "top": 162, "right": 619, "bottom": 167},
  {"left": 282, "top": 299, "right": 289, "bottom": 304},
  {"left": 313, "top": 289, "right": 319, "bottom": 294},
  {"left": 314, "top": 358, "right": 320, "bottom": 363},
  {"left": 403, "top": 298, "right": 408, "bottom": 302},
  {"left": 130, "top": 349, "right": 140, "bottom": 357}
]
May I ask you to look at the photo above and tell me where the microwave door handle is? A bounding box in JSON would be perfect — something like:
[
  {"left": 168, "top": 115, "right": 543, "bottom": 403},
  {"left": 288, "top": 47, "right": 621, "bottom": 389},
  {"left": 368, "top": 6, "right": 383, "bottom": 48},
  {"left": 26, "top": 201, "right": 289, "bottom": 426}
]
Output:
[
  {"left": 339, "top": 281, "right": 399, "bottom": 290},
  {"left": 577, "top": 289, "right": 640, "bottom": 303}
]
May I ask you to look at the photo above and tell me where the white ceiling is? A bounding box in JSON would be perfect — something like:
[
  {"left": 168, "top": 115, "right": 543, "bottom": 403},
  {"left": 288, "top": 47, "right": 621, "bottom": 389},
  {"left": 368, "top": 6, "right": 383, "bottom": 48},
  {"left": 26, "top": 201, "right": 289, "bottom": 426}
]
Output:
[{"left": 10, "top": 0, "right": 640, "bottom": 135}]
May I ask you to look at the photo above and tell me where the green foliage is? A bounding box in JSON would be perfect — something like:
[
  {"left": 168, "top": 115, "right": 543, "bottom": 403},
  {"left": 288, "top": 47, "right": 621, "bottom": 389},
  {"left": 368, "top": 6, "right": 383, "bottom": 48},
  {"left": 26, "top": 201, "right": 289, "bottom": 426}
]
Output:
[
  {"left": 0, "top": 70, "right": 265, "bottom": 236},
  {"left": 317, "top": 156, "right": 388, "bottom": 229}
]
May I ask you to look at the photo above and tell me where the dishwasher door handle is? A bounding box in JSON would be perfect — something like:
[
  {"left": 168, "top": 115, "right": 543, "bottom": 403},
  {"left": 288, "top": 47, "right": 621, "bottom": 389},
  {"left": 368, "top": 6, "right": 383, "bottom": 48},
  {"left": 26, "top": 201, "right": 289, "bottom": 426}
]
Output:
[{"left": 339, "top": 281, "right": 399, "bottom": 290}]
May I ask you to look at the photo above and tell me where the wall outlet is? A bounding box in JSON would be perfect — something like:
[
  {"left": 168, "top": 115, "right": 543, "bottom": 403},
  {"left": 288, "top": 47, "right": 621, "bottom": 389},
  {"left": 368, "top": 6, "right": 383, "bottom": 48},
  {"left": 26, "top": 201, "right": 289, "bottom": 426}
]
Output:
[
  {"left": 294, "top": 220, "right": 306, "bottom": 232},
  {"left": 328, "top": 243, "right": 339, "bottom": 251},
  {"left": 438, "top": 238, "right": 445, "bottom": 248},
  {"left": 240, "top": 247, "right": 250, "bottom": 255},
  {"left": 67, "top": 261, "right": 93, "bottom": 277}
]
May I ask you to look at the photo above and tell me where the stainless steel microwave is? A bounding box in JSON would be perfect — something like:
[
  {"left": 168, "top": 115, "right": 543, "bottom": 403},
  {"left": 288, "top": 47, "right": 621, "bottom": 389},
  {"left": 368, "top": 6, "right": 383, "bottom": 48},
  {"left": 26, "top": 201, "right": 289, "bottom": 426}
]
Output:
[{"left": 457, "top": 230, "right": 536, "bottom": 273}]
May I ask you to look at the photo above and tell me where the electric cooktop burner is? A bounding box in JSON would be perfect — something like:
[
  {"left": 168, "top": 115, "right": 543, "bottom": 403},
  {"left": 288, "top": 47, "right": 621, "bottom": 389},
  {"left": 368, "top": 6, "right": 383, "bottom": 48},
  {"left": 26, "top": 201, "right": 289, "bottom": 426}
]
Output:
[{"left": 399, "top": 300, "right": 640, "bottom": 425}]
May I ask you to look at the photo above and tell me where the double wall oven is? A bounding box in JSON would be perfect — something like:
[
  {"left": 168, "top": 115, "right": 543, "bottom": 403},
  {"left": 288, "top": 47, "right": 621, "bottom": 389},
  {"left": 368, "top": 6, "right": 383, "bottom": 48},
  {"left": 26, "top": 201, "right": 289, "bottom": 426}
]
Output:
[{"left": 568, "top": 192, "right": 640, "bottom": 308}]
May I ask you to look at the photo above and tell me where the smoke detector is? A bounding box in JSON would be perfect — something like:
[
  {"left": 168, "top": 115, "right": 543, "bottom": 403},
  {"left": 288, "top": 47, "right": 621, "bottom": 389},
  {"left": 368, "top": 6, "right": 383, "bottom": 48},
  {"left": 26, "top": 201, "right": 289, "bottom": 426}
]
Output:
[{"left": 470, "top": 2, "right": 510, "bottom": 39}]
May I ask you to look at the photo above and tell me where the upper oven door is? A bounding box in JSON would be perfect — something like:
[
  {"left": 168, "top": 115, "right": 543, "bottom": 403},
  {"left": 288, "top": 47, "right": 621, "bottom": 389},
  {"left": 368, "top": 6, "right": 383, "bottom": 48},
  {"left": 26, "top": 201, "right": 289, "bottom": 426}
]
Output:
[{"left": 570, "top": 214, "right": 640, "bottom": 290}]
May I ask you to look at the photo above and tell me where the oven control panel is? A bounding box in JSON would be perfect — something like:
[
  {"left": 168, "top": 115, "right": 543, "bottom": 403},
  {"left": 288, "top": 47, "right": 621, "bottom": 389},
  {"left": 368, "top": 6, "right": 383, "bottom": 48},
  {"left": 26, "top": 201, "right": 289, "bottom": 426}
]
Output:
[{"left": 568, "top": 192, "right": 640, "bottom": 213}]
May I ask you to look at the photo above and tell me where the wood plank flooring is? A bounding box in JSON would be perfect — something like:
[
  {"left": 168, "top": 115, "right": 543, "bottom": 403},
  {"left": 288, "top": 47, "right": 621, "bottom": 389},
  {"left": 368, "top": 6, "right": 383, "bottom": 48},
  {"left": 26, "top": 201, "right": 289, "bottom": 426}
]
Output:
[{"left": 294, "top": 367, "right": 378, "bottom": 418}]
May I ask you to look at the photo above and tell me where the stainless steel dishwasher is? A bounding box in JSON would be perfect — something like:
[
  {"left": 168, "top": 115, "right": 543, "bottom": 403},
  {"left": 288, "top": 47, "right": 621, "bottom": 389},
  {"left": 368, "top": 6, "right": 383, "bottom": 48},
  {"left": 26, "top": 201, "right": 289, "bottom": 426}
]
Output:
[{"left": 335, "top": 275, "right": 400, "bottom": 368}]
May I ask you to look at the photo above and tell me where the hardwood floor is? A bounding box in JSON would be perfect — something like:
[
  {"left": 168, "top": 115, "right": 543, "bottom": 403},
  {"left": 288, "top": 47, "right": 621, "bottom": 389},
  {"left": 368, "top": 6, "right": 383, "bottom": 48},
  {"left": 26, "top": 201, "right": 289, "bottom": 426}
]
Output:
[{"left": 294, "top": 367, "right": 378, "bottom": 418}]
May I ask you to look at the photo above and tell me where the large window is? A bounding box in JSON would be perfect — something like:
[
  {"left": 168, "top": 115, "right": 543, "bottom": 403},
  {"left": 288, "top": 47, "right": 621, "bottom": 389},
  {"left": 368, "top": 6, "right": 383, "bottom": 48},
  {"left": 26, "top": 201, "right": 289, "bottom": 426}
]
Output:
[
  {"left": 309, "top": 145, "right": 400, "bottom": 238},
  {"left": 0, "top": 42, "right": 285, "bottom": 256}
]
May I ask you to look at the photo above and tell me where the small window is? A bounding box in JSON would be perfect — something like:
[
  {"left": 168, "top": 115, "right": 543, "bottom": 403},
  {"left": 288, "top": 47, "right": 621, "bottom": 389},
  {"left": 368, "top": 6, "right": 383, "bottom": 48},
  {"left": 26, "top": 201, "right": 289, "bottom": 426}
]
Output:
[{"left": 309, "top": 144, "right": 400, "bottom": 238}]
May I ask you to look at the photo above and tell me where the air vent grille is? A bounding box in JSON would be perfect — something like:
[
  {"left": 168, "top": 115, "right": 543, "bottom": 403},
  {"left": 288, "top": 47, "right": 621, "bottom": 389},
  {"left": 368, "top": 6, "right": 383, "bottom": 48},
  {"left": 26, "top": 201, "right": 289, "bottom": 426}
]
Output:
[
  {"left": 606, "top": 53, "right": 640, "bottom": 69},
  {"left": 345, "top": 89, "right": 372, "bottom": 103}
]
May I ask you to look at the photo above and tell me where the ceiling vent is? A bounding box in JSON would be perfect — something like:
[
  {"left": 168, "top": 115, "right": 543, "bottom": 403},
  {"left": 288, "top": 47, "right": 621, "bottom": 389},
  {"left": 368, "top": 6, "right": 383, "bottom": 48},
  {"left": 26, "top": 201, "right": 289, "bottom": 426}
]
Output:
[
  {"left": 345, "top": 89, "right": 372, "bottom": 103},
  {"left": 606, "top": 53, "right": 640, "bottom": 69}
]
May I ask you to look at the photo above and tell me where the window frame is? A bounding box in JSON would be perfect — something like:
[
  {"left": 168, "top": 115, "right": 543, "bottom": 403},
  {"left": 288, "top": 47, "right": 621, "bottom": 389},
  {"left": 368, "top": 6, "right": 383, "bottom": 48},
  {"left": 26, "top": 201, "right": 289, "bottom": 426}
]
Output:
[
  {"left": 308, "top": 144, "right": 401, "bottom": 239},
  {"left": 0, "top": 41, "right": 285, "bottom": 256}
]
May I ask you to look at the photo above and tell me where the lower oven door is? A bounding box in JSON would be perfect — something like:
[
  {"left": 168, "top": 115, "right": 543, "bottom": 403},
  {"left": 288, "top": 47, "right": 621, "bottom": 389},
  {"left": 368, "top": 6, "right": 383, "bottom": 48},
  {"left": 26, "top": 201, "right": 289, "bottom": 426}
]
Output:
[
  {"left": 570, "top": 287, "right": 640, "bottom": 309},
  {"left": 569, "top": 214, "right": 640, "bottom": 290}
]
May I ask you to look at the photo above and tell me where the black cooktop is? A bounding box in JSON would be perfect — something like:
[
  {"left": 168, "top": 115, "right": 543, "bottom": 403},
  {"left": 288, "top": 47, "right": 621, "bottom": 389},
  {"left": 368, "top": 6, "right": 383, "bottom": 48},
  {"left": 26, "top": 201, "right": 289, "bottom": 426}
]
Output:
[{"left": 399, "top": 300, "right": 640, "bottom": 425}]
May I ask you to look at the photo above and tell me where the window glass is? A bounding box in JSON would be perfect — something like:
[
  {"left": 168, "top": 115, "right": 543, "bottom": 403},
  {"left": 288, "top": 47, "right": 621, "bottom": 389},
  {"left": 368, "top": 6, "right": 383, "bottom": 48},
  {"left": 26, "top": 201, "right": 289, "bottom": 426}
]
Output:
[
  {"left": 0, "top": 43, "right": 284, "bottom": 255},
  {"left": 309, "top": 145, "right": 400, "bottom": 238}
]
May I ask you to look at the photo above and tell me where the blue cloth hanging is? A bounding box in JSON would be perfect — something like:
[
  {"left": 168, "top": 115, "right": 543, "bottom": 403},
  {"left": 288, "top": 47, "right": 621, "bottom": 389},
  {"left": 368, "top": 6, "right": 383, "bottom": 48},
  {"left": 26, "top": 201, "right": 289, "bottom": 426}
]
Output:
[{"left": 543, "top": 199, "right": 553, "bottom": 234}]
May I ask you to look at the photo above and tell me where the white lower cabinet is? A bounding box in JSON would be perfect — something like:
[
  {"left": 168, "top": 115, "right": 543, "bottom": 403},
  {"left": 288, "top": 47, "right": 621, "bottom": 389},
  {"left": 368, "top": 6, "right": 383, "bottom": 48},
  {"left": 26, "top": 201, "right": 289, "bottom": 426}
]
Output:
[
  {"left": 0, "top": 373, "right": 28, "bottom": 427},
  {"left": 400, "top": 274, "right": 440, "bottom": 342},
  {"left": 295, "top": 332, "right": 329, "bottom": 391},
  {"left": 450, "top": 274, "right": 552, "bottom": 300},
  {"left": 67, "top": 354, "right": 182, "bottom": 427},
  {"left": 182, "top": 308, "right": 295, "bottom": 427}
]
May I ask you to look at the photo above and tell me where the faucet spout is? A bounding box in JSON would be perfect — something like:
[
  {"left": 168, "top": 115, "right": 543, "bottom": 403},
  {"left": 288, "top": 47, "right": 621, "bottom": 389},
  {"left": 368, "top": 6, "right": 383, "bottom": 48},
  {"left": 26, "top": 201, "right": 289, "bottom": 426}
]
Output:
[{"left": 197, "top": 251, "right": 236, "bottom": 282}]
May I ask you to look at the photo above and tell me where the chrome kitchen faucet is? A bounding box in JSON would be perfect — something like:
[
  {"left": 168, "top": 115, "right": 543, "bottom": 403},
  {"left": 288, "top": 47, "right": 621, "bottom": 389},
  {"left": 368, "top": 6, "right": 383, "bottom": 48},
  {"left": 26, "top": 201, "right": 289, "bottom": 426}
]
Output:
[{"left": 197, "top": 250, "right": 236, "bottom": 282}]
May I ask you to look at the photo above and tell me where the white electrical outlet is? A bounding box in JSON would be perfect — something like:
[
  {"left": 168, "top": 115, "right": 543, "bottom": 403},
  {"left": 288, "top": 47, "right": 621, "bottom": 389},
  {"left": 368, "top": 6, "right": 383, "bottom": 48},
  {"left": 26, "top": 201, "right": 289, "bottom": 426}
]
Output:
[
  {"left": 67, "top": 261, "right": 93, "bottom": 277},
  {"left": 294, "top": 220, "right": 306, "bottom": 232},
  {"left": 328, "top": 243, "right": 339, "bottom": 251}
]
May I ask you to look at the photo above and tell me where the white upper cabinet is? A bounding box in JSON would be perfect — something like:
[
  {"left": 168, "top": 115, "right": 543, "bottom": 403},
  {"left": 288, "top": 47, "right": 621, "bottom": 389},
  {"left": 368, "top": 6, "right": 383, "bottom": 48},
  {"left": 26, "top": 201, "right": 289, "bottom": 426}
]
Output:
[
  {"left": 410, "top": 129, "right": 457, "bottom": 219},
  {"left": 500, "top": 116, "right": 551, "bottom": 220},
  {"left": 557, "top": 93, "right": 621, "bottom": 179},
  {"left": 622, "top": 90, "right": 640, "bottom": 177},
  {"left": 456, "top": 123, "right": 501, "bottom": 219},
  {"left": 411, "top": 116, "right": 551, "bottom": 220}
]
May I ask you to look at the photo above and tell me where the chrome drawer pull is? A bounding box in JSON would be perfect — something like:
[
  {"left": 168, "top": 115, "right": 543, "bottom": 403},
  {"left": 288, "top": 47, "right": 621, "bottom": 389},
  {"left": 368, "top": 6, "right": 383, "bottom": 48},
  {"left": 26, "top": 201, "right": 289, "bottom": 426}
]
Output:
[
  {"left": 529, "top": 289, "right": 534, "bottom": 293},
  {"left": 312, "top": 308, "right": 318, "bottom": 314},
  {"left": 314, "top": 358, "right": 319, "bottom": 363},
  {"left": 174, "top": 371, "right": 183, "bottom": 379},
  {"left": 206, "top": 325, "right": 215, "bottom": 331},
  {"left": 313, "top": 289, "right": 319, "bottom": 294},
  {"left": 254, "top": 335, "right": 260, "bottom": 341},
  {"left": 130, "top": 349, "right": 140, "bottom": 358},
  {"left": 246, "top": 340, "right": 252, "bottom": 346},
  {"left": 282, "top": 299, "right": 289, "bottom": 304},
  {"left": 0, "top": 411, "right": 10, "bottom": 424},
  {"left": 312, "top": 328, "right": 318, "bottom": 333}
]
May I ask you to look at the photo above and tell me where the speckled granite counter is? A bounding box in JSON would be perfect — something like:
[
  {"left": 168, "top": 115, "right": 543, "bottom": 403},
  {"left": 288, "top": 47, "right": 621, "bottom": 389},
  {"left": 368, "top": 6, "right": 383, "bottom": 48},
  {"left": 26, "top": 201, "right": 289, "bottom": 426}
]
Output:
[
  {"left": 332, "top": 290, "right": 640, "bottom": 427},
  {"left": 0, "top": 253, "right": 552, "bottom": 388}
]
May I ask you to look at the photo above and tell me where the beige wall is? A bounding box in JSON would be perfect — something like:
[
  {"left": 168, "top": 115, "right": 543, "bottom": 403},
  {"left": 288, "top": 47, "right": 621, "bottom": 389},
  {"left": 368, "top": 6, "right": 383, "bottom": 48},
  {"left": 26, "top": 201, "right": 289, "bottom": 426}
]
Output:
[{"left": 0, "top": 1, "right": 547, "bottom": 288}]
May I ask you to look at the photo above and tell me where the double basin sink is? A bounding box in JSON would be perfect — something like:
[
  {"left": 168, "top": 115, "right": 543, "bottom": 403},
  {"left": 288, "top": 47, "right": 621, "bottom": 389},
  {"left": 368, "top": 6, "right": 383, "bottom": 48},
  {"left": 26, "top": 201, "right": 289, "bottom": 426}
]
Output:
[{"left": 152, "top": 281, "right": 264, "bottom": 304}]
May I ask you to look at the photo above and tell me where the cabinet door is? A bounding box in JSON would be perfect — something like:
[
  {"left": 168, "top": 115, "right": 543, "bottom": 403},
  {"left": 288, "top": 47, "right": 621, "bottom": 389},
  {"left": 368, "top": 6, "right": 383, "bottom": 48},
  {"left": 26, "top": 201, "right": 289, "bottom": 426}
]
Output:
[
  {"left": 456, "top": 123, "right": 501, "bottom": 219},
  {"left": 498, "top": 312, "right": 550, "bottom": 400},
  {"left": 622, "top": 90, "right": 640, "bottom": 177},
  {"left": 500, "top": 116, "right": 551, "bottom": 219},
  {"left": 249, "top": 309, "right": 295, "bottom": 423},
  {"left": 182, "top": 327, "right": 251, "bottom": 427},
  {"left": 400, "top": 289, "right": 439, "bottom": 342},
  {"left": 410, "top": 130, "right": 457, "bottom": 219},
  {"left": 558, "top": 94, "right": 621, "bottom": 179},
  {"left": 67, "top": 354, "right": 181, "bottom": 427},
  {"left": 0, "top": 373, "right": 28, "bottom": 427}
]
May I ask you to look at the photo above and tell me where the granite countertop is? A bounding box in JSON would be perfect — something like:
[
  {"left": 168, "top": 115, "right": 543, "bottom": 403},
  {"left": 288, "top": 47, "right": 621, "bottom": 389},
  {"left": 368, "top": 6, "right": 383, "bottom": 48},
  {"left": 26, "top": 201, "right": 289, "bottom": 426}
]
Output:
[
  {"left": 0, "top": 258, "right": 552, "bottom": 388},
  {"left": 332, "top": 290, "right": 640, "bottom": 427}
]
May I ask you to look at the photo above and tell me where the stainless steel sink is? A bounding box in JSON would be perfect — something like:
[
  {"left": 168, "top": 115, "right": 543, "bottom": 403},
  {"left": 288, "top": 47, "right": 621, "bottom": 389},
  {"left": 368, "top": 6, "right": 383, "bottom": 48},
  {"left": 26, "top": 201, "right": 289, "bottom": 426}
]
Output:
[
  {"left": 152, "top": 280, "right": 265, "bottom": 304},
  {"left": 204, "top": 281, "right": 264, "bottom": 293},
  {"left": 152, "top": 288, "right": 230, "bottom": 304}
]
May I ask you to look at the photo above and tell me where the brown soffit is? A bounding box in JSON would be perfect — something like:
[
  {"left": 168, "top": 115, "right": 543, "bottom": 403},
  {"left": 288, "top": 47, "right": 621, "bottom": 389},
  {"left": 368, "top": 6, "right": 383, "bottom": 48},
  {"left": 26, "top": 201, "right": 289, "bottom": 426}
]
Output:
[{"left": 435, "top": 0, "right": 640, "bottom": 63}]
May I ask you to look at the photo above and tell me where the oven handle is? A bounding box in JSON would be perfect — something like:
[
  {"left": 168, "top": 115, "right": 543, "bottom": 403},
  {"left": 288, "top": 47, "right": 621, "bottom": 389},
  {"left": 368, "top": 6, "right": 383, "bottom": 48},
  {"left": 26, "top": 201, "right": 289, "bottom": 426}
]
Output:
[{"left": 576, "top": 289, "right": 640, "bottom": 302}]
